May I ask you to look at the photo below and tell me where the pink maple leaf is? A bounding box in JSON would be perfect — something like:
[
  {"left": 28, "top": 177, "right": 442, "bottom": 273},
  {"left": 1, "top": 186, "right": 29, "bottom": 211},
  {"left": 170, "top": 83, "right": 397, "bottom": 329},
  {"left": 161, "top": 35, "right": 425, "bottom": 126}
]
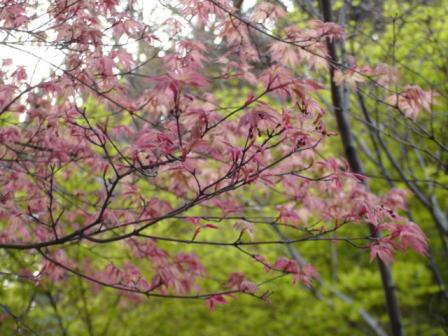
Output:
[
  {"left": 206, "top": 294, "right": 228, "bottom": 311},
  {"left": 387, "top": 85, "right": 434, "bottom": 120},
  {"left": 369, "top": 238, "right": 395, "bottom": 264}
]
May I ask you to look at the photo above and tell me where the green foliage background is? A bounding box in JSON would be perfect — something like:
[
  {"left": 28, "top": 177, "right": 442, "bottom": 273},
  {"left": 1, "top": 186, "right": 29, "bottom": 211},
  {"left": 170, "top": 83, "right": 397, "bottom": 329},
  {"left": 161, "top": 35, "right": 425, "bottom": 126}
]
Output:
[{"left": 1, "top": 0, "right": 447, "bottom": 335}]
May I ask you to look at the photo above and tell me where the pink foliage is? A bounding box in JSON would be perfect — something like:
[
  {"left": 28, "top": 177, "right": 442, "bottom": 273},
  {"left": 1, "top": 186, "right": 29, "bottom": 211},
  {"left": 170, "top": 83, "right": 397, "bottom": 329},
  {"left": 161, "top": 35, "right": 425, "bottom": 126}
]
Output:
[
  {"left": 387, "top": 85, "right": 434, "bottom": 120},
  {"left": 0, "top": 0, "right": 429, "bottom": 309},
  {"left": 206, "top": 294, "right": 228, "bottom": 311}
]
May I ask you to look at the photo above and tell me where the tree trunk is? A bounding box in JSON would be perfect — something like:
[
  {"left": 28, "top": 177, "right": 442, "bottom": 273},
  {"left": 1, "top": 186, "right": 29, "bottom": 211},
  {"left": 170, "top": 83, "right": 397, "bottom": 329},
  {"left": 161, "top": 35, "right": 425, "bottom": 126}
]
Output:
[{"left": 319, "top": 1, "right": 404, "bottom": 335}]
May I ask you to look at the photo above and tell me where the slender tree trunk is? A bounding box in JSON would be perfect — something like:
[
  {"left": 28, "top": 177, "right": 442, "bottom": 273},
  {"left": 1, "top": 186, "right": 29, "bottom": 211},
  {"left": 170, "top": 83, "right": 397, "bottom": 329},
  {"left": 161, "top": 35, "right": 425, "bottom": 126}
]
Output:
[
  {"left": 270, "top": 223, "right": 389, "bottom": 336},
  {"left": 356, "top": 91, "right": 448, "bottom": 299},
  {"left": 319, "top": 1, "right": 404, "bottom": 335}
]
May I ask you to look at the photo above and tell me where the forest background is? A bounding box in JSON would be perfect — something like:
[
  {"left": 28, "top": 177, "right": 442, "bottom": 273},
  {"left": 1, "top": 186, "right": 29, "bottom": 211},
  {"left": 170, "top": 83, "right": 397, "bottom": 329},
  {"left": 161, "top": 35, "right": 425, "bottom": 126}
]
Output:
[{"left": 0, "top": 0, "right": 447, "bottom": 335}]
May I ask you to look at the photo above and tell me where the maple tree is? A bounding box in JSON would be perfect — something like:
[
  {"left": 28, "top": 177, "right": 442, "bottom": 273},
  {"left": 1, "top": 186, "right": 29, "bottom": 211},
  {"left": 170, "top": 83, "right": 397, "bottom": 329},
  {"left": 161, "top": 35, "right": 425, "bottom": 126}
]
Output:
[{"left": 0, "top": 0, "right": 436, "bottom": 333}]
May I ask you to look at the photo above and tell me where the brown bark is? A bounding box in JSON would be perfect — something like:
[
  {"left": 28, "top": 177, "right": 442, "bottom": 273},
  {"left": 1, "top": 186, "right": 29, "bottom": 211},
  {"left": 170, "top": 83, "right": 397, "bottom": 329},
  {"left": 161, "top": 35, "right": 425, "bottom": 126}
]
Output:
[{"left": 319, "top": 1, "right": 404, "bottom": 335}]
